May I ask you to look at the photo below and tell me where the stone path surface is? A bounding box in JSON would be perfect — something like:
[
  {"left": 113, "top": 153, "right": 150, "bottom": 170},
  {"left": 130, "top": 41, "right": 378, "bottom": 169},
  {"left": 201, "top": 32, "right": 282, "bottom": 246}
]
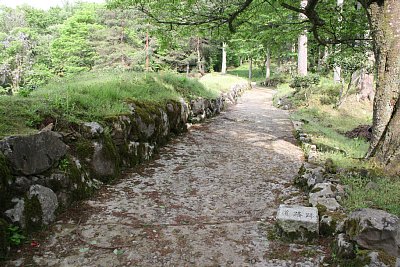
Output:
[{"left": 8, "top": 87, "right": 328, "bottom": 267}]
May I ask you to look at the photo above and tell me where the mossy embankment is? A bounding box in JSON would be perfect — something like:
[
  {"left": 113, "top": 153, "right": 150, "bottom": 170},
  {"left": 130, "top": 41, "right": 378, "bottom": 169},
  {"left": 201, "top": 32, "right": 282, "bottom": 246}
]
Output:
[{"left": 0, "top": 71, "right": 244, "bottom": 138}]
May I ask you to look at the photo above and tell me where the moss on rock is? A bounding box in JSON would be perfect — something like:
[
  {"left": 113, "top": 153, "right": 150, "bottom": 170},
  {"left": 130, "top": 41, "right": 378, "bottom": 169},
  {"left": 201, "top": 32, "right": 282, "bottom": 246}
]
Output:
[
  {"left": 75, "top": 139, "right": 94, "bottom": 160},
  {"left": 0, "top": 218, "right": 9, "bottom": 260},
  {"left": 0, "top": 153, "right": 15, "bottom": 213},
  {"left": 68, "top": 159, "right": 95, "bottom": 203},
  {"left": 23, "top": 195, "right": 42, "bottom": 233}
]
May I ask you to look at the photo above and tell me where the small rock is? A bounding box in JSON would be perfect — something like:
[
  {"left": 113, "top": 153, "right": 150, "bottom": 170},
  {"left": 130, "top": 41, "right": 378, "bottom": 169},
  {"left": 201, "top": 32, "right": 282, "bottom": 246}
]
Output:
[
  {"left": 366, "top": 181, "right": 379, "bottom": 191},
  {"left": 82, "top": 122, "right": 104, "bottom": 138},
  {"left": 4, "top": 198, "right": 25, "bottom": 227}
]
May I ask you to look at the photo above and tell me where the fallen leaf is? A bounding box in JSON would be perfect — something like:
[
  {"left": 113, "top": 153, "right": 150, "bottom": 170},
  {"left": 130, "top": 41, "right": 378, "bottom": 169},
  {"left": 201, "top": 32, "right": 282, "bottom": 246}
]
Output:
[
  {"left": 30, "top": 241, "right": 40, "bottom": 248},
  {"left": 79, "top": 247, "right": 90, "bottom": 253},
  {"left": 113, "top": 249, "right": 125, "bottom": 255}
]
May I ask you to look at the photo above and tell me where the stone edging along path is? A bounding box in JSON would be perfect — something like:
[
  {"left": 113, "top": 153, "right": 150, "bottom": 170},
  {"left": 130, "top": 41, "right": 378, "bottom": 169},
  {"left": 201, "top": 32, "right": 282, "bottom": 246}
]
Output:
[
  {"left": 0, "top": 82, "right": 250, "bottom": 258},
  {"left": 289, "top": 120, "right": 400, "bottom": 265}
]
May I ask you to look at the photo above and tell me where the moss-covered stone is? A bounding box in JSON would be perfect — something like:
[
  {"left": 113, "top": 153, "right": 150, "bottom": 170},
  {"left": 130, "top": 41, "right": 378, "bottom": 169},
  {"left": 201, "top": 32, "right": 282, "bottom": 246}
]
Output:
[
  {"left": 68, "top": 160, "right": 95, "bottom": 203},
  {"left": 75, "top": 139, "right": 94, "bottom": 160},
  {"left": 320, "top": 216, "right": 337, "bottom": 236},
  {"left": 275, "top": 224, "right": 317, "bottom": 243},
  {"left": 0, "top": 218, "right": 9, "bottom": 260},
  {"left": 293, "top": 164, "right": 309, "bottom": 191},
  {"left": 0, "top": 152, "right": 15, "bottom": 213},
  {"left": 23, "top": 195, "right": 42, "bottom": 233}
]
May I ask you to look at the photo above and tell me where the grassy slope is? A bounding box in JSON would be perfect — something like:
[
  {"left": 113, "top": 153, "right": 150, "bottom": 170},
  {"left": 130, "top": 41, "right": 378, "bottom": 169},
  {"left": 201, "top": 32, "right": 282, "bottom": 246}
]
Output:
[
  {"left": 0, "top": 71, "right": 247, "bottom": 139},
  {"left": 274, "top": 78, "right": 400, "bottom": 216}
]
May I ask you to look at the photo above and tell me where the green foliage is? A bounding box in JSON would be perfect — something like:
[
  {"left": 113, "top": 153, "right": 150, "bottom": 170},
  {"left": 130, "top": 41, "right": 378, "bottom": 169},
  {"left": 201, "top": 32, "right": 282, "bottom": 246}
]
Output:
[
  {"left": 7, "top": 225, "right": 25, "bottom": 246},
  {"left": 51, "top": 5, "right": 100, "bottom": 76},
  {"left": 290, "top": 74, "right": 320, "bottom": 90}
]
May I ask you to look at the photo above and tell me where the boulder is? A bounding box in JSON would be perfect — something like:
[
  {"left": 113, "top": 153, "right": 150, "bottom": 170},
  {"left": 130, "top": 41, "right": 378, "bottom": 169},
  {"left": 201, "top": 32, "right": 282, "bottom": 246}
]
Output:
[
  {"left": 276, "top": 205, "right": 319, "bottom": 241},
  {"left": 29, "top": 185, "right": 58, "bottom": 225},
  {"left": 190, "top": 98, "right": 206, "bottom": 116},
  {"left": 91, "top": 141, "right": 118, "bottom": 181},
  {"left": 0, "top": 132, "right": 67, "bottom": 176},
  {"left": 345, "top": 208, "right": 400, "bottom": 257}
]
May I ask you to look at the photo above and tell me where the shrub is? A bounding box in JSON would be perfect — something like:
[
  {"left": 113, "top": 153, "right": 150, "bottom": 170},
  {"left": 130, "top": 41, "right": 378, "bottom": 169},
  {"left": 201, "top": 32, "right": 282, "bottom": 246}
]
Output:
[{"left": 290, "top": 74, "right": 320, "bottom": 90}]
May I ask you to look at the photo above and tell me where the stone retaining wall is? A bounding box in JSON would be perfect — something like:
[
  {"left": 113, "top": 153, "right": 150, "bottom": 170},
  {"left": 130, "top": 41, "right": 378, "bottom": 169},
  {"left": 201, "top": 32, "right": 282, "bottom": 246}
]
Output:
[{"left": 0, "top": 82, "right": 250, "bottom": 258}]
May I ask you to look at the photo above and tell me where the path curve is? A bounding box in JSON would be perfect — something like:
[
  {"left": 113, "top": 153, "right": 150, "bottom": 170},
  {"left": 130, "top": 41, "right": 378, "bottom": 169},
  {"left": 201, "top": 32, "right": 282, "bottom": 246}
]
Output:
[{"left": 8, "top": 87, "right": 328, "bottom": 267}]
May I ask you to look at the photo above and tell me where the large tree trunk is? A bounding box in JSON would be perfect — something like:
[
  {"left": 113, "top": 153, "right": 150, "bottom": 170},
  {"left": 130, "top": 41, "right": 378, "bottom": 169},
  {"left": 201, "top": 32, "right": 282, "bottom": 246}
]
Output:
[
  {"left": 297, "top": 0, "right": 308, "bottom": 76},
  {"left": 367, "top": 0, "right": 400, "bottom": 174},
  {"left": 221, "top": 42, "right": 227, "bottom": 74}
]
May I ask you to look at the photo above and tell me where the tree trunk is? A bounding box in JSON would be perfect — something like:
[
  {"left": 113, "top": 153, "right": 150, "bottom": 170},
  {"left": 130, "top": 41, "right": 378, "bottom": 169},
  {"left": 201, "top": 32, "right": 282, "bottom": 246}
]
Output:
[
  {"left": 366, "top": 0, "right": 400, "bottom": 174},
  {"left": 197, "top": 37, "right": 204, "bottom": 75},
  {"left": 249, "top": 58, "right": 253, "bottom": 80},
  {"left": 333, "top": 0, "right": 344, "bottom": 83},
  {"left": 333, "top": 65, "right": 341, "bottom": 83},
  {"left": 265, "top": 48, "right": 271, "bottom": 82},
  {"left": 221, "top": 42, "right": 227, "bottom": 74},
  {"left": 186, "top": 62, "right": 190, "bottom": 76},
  {"left": 297, "top": 0, "right": 308, "bottom": 76}
]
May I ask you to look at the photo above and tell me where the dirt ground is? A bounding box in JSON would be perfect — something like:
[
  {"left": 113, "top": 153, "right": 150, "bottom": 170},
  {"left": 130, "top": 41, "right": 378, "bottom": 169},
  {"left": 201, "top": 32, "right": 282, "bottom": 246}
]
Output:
[{"left": 6, "top": 87, "right": 329, "bottom": 267}]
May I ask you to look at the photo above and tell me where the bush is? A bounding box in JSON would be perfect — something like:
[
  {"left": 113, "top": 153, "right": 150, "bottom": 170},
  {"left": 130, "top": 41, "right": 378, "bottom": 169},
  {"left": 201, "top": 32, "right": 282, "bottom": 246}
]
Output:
[{"left": 290, "top": 74, "right": 320, "bottom": 90}]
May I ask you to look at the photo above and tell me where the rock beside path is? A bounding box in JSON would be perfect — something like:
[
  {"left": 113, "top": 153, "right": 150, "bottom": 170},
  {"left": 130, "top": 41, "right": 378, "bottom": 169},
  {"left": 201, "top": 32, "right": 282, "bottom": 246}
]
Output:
[
  {"left": 277, "top": 205, "right": 319, "bottom": 241},
  {"left": 0, "top": 132, "right": 67, "bottom": 176},
  {"left": 345, "top": 208, "right": 400, "bottom": 257}
]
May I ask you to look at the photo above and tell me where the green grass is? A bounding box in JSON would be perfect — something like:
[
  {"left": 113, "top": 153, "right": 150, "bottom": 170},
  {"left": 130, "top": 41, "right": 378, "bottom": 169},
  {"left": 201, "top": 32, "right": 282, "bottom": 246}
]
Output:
[
  {"left": 341, "top": 174, "right": 400, "bottom": 216},
  {"left": 227, "top": 63, "right": 265, "bottom": 82},
  {"left": 273, "top": 83, "right": 295, "bottom": 106},
  {"left": 199, "top": 73, "right": 248, "bottom": 92},
  {"left": 0, "top": 71, "right": 247, "bottom": 138}
]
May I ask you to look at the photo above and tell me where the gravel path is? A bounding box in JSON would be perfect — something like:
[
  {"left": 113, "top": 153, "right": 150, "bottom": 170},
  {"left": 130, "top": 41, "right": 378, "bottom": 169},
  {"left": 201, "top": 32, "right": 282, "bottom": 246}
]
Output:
[{"left": 9, "top": 87, "right": 328, "bottom": 267}]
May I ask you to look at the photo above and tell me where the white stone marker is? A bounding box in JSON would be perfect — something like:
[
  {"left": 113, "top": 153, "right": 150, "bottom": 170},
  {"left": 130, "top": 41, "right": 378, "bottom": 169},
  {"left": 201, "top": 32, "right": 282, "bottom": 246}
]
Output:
[{"left": 277, "top": 204, "right": 319, "bottom": 234}]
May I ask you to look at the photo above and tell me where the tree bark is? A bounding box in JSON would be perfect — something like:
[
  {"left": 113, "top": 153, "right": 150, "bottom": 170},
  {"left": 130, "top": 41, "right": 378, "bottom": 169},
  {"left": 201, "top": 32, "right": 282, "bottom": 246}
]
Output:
[
  {"left": 333, "top": 0, "right": 344, "bottom": 83},
  {"left": 249, "top": 57, "right": 253, "bottom": 80},
  {"left": 197, "top": 37, "right": 204, "bottom": 75},
  {"left": 221, "top": 42, "right": 227, "bottom": 74},
  {"left": 297, "top": 0, "right": 308, "bottom": 76},
  {"left": 366, "top": 0, "right": 400, "bottom": 174}
]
